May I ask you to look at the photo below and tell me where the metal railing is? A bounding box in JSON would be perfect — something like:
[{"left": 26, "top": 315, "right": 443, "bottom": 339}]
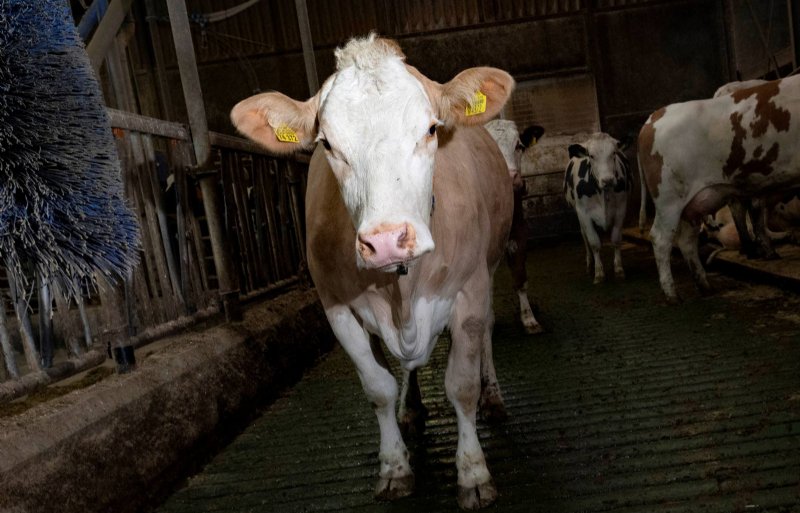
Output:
[{"left": 0, "top": 110, "right": 308, "bottom": 400}]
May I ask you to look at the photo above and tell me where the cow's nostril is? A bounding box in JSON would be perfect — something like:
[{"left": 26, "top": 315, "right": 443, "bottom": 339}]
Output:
[{"left": 358, "top": 236, "right": 376, "bottom": 256}]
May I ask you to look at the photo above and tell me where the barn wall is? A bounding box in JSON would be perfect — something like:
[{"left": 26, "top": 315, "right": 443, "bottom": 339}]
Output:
[{"left": 124, "top": 0, "right": 740, "bottom": 238}]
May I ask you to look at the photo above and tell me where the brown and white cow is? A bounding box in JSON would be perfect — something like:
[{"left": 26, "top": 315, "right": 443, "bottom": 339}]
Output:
[
  {"left": 231, "top": 35, "right": 514, "bottom": 509},
  {"left": 638, "top": 75, "right": 800, "bottom": 302},
  {"left": 484, "top": 119, "right": 545, "bottom": 334},
  {"left": 565, "top": 133, "right": 631, "bottom": 284}
]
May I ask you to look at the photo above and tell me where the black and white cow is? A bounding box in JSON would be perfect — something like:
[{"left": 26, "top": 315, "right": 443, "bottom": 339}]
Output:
[{"left": 564, "top": 133, "right": 631, "bottom": 284}]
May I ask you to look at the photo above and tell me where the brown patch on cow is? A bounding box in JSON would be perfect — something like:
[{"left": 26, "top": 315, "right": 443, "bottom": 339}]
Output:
[
  {"left": 723, "top": 112, "right": 781, "bottom": 179},
  {"left": 731, "top": 80, "right": 791, "bottom": 137},
  {"left": 462, "top": 317, "right": 485, "bottom": 341},
  {"left": 637, "top": 107, "right": 667, "bottom": 199}
]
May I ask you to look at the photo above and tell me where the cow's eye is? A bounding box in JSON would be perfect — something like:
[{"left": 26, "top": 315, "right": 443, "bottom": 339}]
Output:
[{"left": 428, "top": 124, "right": 437, "bottom": 137}]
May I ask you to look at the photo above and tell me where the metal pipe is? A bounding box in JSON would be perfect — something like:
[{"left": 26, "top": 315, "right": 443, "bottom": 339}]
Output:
[
  {"left": 77, "top": 0, "right": 108, "bottom": 41},
  {"left": 86, "top": 0, "right": 134, "bottom": 72},
  {"left": 166, "top": 0, "right": 240, "bottom": 321},
  {"left": 294, "top": 0, "right": 319, "bottom": 95}
]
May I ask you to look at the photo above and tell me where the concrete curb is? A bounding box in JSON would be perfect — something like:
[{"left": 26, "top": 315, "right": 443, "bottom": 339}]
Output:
[{"left": 0, "top": 288, "right": 334, "bottom": 513}]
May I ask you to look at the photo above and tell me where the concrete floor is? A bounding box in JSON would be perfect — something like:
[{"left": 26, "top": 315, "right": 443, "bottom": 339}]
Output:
[{"left": 155, "top": 239, "right": 800, "bottom": 513}]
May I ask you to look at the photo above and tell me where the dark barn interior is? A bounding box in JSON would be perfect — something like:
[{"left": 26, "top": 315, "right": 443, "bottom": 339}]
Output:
[{"left": 1, "top": 1, "right": 799, "bottom": 513}]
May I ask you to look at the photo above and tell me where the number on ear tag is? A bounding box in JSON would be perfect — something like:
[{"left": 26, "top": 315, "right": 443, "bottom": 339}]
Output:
[
  {"left": 465, "top": 90, "right": 487, "bottom": 117},
  {"left": 275, "top": 125, "right": 300, "bottom": 143}
]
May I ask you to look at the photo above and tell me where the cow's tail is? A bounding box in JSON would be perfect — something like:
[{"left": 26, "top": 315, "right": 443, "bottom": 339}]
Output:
[{"left": 638, "top": 154, "right": 647, "bottom": 234}]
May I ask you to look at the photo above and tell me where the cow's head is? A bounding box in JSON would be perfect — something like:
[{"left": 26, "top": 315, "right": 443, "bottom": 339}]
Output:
[
  {"left": 568, "top": 133, "right": 627, "bottom": 191},
  {"left": 484, "top": 120, "right": 544, "bottom": 189},
  {"left": 231, "top": 34, "right": 513, "bottom": 272}
]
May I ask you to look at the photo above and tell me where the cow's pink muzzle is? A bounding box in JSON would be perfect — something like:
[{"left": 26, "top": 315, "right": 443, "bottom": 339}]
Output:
[{"left": 357, "top": 222, "right": 418, "bottom": 270}]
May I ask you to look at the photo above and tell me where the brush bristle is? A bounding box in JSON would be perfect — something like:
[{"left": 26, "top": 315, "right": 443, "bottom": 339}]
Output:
[{"left": 0, "top": 0, "right": 141, "bottom": 299}]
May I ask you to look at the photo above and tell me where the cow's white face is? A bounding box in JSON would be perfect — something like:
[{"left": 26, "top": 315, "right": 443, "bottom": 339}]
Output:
[
  {"left": 569, "top": 133, "right": 621, "bottom": 190},
  {"left": 484, "top": 119, "right": 524, "bottom": 186},
  {"left": 316, "top": 58, "right": 438, "bottom": 271},
  {"left": 230, "top": 34, "right": 515, "bottom": 273}
]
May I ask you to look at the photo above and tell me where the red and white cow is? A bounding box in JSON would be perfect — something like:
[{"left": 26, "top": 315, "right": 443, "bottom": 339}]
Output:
[
  {"left": 484, "top": 119, "right": 544, "bottom": 334},
  {"left": 231, "top": 35, "right": 514, "bottom": 509},
  {"left": 564, "top": 133, "right": 631, "bottom": 283},
  {"left": 638, "top": 75, "right": 800, "bottom": 302}
]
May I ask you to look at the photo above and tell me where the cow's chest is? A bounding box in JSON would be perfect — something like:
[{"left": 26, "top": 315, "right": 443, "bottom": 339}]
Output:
[{"left": 351, "top": 291, "right": 454, "bottom": 369}]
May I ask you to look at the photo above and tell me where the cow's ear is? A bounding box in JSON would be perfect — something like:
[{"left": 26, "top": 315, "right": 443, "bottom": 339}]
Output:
[
  {"left": 569, "top": 144, "right": 588, "bottom": 159},
  {"left": 231, "top": 91, "right": 319, "bottom": 155},
  {"left": 436, "top": 67, "right": 515, "bottom": 126},
  {"left": 520, "top": 125, "right": 545, "bottom": 148}
]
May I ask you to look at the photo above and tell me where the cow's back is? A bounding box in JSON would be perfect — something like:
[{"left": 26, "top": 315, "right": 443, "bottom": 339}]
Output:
[{"left": 305, "top": 125, "right": 512, "bottom": 300}]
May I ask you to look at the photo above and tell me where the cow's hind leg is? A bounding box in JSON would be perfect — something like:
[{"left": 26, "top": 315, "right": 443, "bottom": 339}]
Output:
[
  {"left": 650, "top": 209, "right": 681, "bottom": 303},
  {"left": 611, "top": 222, "right": 625, "bottom": 280},
  {"left": 676, "top": 220, "right": 711, "bottom": 293},
  {"left": 448, "top": 271, "right": 498, "bottom": 509},
  {"left": 478, "top": 304, "right": 507, "bottom": 422},
  {"left": 398, "top": 368, "right": 428, "bottom": 437},
  {"left": 325, "top": 304, "right": 413, "bottom": 500}
]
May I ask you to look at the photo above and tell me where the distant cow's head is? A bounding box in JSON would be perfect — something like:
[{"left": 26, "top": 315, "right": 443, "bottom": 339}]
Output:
[
  {"left": 568, "top": 133, "right": 628, "bottom": 192},
  {"left": 231, "top": 34, "right": 513, "bottom": 272},
  {"left": 484, "top": 120, "right": 544, "bottom": 189}
]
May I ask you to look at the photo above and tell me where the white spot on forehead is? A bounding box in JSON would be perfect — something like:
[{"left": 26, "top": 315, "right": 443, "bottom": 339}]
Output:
[
  {"left": 583, "top": 132, "right": 618, "bottom": 155},
  {"left": 334, "top": 33, "right": 404, "bottom": 71}
]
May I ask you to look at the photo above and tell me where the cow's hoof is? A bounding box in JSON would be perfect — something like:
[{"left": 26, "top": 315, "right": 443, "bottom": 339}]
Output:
[
  {"left": 665, "top": 294, "right": 682, "bottom": 305},
  {"left": 523, "top": 322, "right": 545, "bottom": 335},
  {"left": 399, "top": 405, "right": 428, "bottom": 438},
  {"left": 615, "top": 269, "right": 625, "bottom": 280},
  {"left": 457, "top": 479, "right": 498, "bottom": 510},
  {"left": 375, "top": 474, "right": 414, "bottom": 501},
  {"left": 593, "top": 275, "right": 604, "bottom": 285},
  {"left": 480, "top": 398, "right": 508, "bottom": 423}
]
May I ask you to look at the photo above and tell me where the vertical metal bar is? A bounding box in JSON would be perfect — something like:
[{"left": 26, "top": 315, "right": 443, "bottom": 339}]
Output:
[
  {"left": 0, "top": 298, "right": 20, "bottom": 380},
  {"left": 166, "top": 0, "right": 240, "bottom": 321},
  {"left": 87, "top": 0, "right": 135, "bottom": 72},
  {"left": 788, "top": 0, "right": 798, "bottom": 73},
  {"left": 37, "top": 274, "right": 54, "bottom": 368},
  {"left": 295, "top": 0, "right": 319, "bottom": 95},
  {"left": 74, "top": 280, "right": 94, "bottom": 350},
  {"left": 7, "top": 276, "right": 42, "bottom": 373}
]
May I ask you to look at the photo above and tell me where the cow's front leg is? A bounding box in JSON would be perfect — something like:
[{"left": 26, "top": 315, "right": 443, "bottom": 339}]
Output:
[
  {"left": 448, "top": 274, "right": 498, "bottom": 510},
  {"left": 517, "top": 283, "right": 543, "bottom": 334},
  {"left": 325, "top": 304, "right": 413, "bottom": 500},
  {"left": 578, "top": 211, "right": 604, "bottom": 284},
  {"left": 611, "top": 221, "right": 625, "bottom": 280}
]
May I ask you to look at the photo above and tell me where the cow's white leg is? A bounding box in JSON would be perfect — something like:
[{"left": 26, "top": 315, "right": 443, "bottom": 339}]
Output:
[
  {"left": 580, "top": 228, "right": 593, "bottom": 275},
  {"left": 448, "top": 271, "right": 498, "bottom": 509},
  {"left": 517, "top": 282, "right": 543, "bottom": 334},
  {"left": 650, "top": 209, "right": 681, "bottom": 302},
  {"left": 325, "top": 304, "right": 413, "bottom": 500},
  {"left": 675, "top": 220, "right": 711, "bottom": 292},
  {"left": 577, "top": 210, "right": 604, "bottom": 284}
]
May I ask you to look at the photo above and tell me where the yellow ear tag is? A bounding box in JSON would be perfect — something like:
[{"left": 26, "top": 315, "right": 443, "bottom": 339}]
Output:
[
  {"left": 532, "top": 137, "right": 537, "bottom": 145},
  {"left": 275, "top": 125, "right": 300, "bottom": 143},
  {"left": 465, "top": 90, "right": 487, "bottom": 117}
]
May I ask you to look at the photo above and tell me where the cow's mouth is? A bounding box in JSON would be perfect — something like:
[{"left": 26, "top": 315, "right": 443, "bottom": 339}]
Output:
[{"left": 376, "top": 257, "right": 420, "bottom": 275}]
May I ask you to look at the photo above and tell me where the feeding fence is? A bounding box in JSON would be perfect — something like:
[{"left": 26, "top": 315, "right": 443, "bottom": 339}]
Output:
[{"left": 0, "top": 110, "right": 308, "bottom": 399}]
